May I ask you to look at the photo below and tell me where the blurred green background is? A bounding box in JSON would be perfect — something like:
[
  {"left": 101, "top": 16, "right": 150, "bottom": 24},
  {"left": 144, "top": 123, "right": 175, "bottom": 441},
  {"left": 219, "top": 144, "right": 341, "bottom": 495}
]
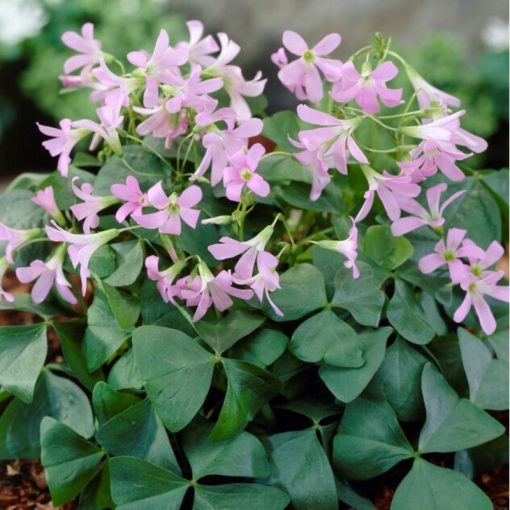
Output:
[{"left": 0, "top": 0, "right": 508, "bottom": 178}]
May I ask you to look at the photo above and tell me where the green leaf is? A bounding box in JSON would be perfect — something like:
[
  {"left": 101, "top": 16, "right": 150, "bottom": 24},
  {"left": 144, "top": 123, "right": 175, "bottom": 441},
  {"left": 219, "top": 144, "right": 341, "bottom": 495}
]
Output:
[
  {"left": 368, "top": 337, "right": 427, "bottom": 421},
  {"left": 179, "top": 220, "right": 219, "bottom": 266},
  {"left": 40, "top": 417, "right": 104, "bottom": 506},
  {"left": 107, "top": 348, "right": 143, "bottom": 390},
  {"left": 265, "top": 264, "right": 327, "bottom": 321},
  {"left": 0, "top": 371, "right": 94, "bottom": 459},
  {"left": 391, "top": 458, "right": 492, "bottom": 510},
  {"left": 194, "top": 310, "right": 266, "bottom": 353},
  {"left": 102, "top": 282, "right": 140, "bottom": 330},
  {"left": 53, "top": 323, "right": 103, "bottom": 392},
  {"left": 109, "top": 457, "right": 187, "bottom": 510},
  {"left": 211, "top": 359, "right": 280, "bottom": 440},
  {"left": 313, "top": 245, "right": 347, "bottom": 299},
  {"left": 88, "top": 244, "right": 116, "bottom": 277},
  {"left": 332, "top": 262, "right": 385, "bottom": 327},
  {"left": 105, "top": 240, "right": 144, "bottom": 287},
  {"left": 193, "top": 484, "right": 290, "bottom": 510},
  {"left": 267, "top": 429, "right": 337, "bottom": 510},
  {"left": 78, "top": 462, "right": 114, "bottom": 510},
  {"left": 290, "top": 310, "right": 364, "bottom": 367},
  {"left": 43, "top": 168, "right": 95, "bottom": 210},
  {"left": 418, "top": 364, "right": 505, "bottom": 453},
  {"left": 320, "top": 328, "right": 392, "bottom": 403},
  {"left": 0, "top": 294, "right": 60, "bottom": 319},
  {"left": 0, "top": 324, "right": 47, "bottom": 403},
  {"left": 333, "top": 397, "right": 414, "bottom": 480},
  {"left": 133, "top": 326, "right": 215, "bottom": 431},
  {"left": 229, "top": 328, "right": 288, "bottom": 368},
  {"left": 279, "top": 181, "right": 344, "bottom": 213},
  {"left": 262, "top": 111, "right": 300, "bottom": 152},
  {"left": 387, "top": 280, "right": 435, "bottom": 345},
  {"left": 336, "top": 479, "right": 377, "bottom": 510},
  {"left": 459, "top": 328, "right": 509, "bottom": 410},
  {"left": 84, "top": 288, "right": 132, "bottom": 372},
  {"left": 96, "top": 398, "right": 178, "bottom": 471},
  {"left": 93, "top": 145, "right": 167, "bottom": 195},
  {"left": 443, "top": 175, "right": 501, "bottom": 248},
  {"left": 276, "top": 397, "right": 340, "bottom": 423},
  {"left": 92, "top": 382, "right": 140, "bottom": 427},
  {"left": 0, "top": 189, "right": 45, "bottom": 230},
  {"left": 258, "top": 156, "right": 311, "bottom": 184},
  {"left": 363, "top": 225, "right": 414, "bottom": 270},
  {"left": 182, "top": 420, "right": 270, "bottom": 479}
]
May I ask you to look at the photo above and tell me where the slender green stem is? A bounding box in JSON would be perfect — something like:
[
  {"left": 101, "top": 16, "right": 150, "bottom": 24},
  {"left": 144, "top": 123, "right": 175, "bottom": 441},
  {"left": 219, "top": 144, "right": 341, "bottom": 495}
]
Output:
[
  {"left": 122, "top": 132, "right": 173, "bottom": 170},
  {"left": 367, "top": 115, "right": 399, "bottom": 131},
  {"left": 261, "top": 150, "right": 293, "bottom": 161},
  {"left": 121, "top": 157, "right": 162, "bottom": 178}
]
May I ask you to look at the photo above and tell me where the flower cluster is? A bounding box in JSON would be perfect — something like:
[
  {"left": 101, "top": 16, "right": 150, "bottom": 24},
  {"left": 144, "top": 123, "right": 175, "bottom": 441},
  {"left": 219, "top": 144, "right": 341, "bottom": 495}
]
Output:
[{"left": 0, "top": 23, "right": 505, "bottom": 337}]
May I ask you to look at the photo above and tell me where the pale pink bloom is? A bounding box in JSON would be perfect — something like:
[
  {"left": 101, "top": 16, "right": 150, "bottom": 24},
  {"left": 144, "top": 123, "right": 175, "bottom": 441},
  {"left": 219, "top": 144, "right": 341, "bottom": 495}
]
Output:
[
  {"left": 331, "top": 61, "right": 403, "bottom": 114},
  {"left": 176, "top": 20, "right": 219, "bottom": 67},
  {"left": 291, "top": 141, "right": 332, "bottom": 200},
  {"left": 208, "top": 224, "right": 274, "bottom": 279},
  {"left": 234, "top": 251, "right": 283, "bottom": 317},
  {"left": 192, "top": 116, "right": 263, "bottom": 186},
  {"left": 294, "top": 104, "right": 367, "bottom": 176},
  {"left": 398, "top": 139, "right": 469, "bottom": 183},
  {"left": 90, "top": 59, "right": 140, "bottom": 106},
  {"left": 46, "top": 222, "right": 119, "bottom": 295},
  {"left": 274, "top": 30, "right": 343, "bottom": 103},
  {"left": 134, "top": 183, "right": 202, "bottom": 235},
  {"left": 0, "top": 258, "right": 14, "bottom": 303},
  {"left": 418, "top": 228, "right": 485, "bottom": 283},
  {"left": 450, "top": 127, "right": 488, "bottom": 154},
  {"left": 59, "top": 73, "right": 91, "bottom": 90},
  {"left": 145, "top": 255, "right": 186, "bottom": 305},
  {"left": 32, "top": 186, "right": 59, "bottom": 216},
  {"left": 406, "top": 66, "right": 461, "bottom": 110},
  {"left": 391, "top": 183, "right": 465, "bottom": 236},
  {"left": 400, "top": 111, "right": 465, "bottom": 142},
  {"left": 0, "top": 223, "right": 41, "bottom": 264},
  {"left": 61, "top": 23, "right": 102, "bottom": 75},
  {"left": 206, "top": 33, "right": 266, "bottom": 121},
  {"left": 454, "top": 271, "right": 509, "bottom": 335},
  {"left": 223, "top": 144, "right": 270, "bottom": 202},
  {"left": 16, "top": 245, "right": 77, "bottom": 305},
  {"left": 313, "top": 218, "right": 359, "bottom": 278},
  {"left": 70, "top": 178, "right": 118, "bottom": 233},
  {"left": 355, "top": 167, "right": 421, "bottom": 222},
  {"left": 462, "top": 240, "right": 506, "bottom": 279},
  {"left": 111, "top": 176, "right": 149, "bottom": 223},
  {"left": 127, "top": 29, "right": 187, "bottom": 83},
  {"left": 37, "top": 119, "right": 89, "bottom": 177},
  {"left": 179, "top": 261, "right": 253, "bottom": 322},
  {"left": 164, "top": 65, "right": 222, "bottom": 113},
  {"left": 73, "top": 91, "right": 124, "bottom": 154}
]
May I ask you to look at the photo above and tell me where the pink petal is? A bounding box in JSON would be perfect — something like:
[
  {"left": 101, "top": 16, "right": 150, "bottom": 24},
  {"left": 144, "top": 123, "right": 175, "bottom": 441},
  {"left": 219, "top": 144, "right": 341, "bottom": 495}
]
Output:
[
  {"left": 304, "top": 64, "right": 324, "bottom": 103},
  {"left": 147, "top": 182, "right": 169, "bottom": 209},
  {"left": 371, "top": 61, "right": 399, "bottom": 82},
  {"left": 454, "top": 293, "right": 472, "bottom": 323},
  {"left": 473, "top": 295, "right": 496, "bottom": 335},
  {"left": 312, "top": 33, "right": 341, "bottom": 56},
  {"left": 177, "top": 185, "right": 202, "bottom": 208},
  {"left": 391, "top": 217, "right": 427, "bottom": 236},
  {"left": 282, "top": 30, "right": 308, "bottom": 56},
  {"left": 419, "top": 253, "right": 445, "bottom": 274},
  {"left": 179, "top": 207, "right": 200, "bottom": 229},
  {"left": 160, "top": 213, "right": 182, "bottom": 235},
  {"left": 247, "top": 174, "right": 270, "bottom": 197}
]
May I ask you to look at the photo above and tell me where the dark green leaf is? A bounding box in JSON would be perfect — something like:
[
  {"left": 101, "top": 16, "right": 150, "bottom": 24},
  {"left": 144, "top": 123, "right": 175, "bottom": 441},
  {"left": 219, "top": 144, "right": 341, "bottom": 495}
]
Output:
[
  {"left": 276, "top": 397, "right": 340, "bottom": 423},
  {"left": 105, "top": 240, "right": 144, "bottom": 287},
  {"left": 92, "top": 382, "right": 140, "bottom": 427},
  {"left": 0, "top": 324, "right": 47, "bottom": 403},
  {"left": 229, "top": 328, "right": 288, "bottom": 368},
  {"left": 107, "top": 348, "right": 143, "bottom": 390},
  {"left": 362, "top": 225, "right": 414, "bottom": 270},
  {"left": 102, "top": 282, "right": 140, "bottom": 330},
  {"left": 262, "top": 111, "right": 300, "bottom": 152},
  {"left": 333, "top": 397, "right": 413, "bottom": 480}
]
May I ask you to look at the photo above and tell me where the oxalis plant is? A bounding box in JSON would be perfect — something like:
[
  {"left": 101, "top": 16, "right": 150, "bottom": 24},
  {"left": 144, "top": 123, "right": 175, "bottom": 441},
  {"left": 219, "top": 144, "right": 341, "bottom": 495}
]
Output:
[{"left": 0, "top": 20, "right": 508, "bottom": 510}]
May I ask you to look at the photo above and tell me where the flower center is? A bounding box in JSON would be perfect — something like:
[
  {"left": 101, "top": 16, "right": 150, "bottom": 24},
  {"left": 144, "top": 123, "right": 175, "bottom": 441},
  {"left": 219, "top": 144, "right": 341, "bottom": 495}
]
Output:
[
  {"left": 443, "top": 249, "right": 456, "bottom": 261},
  {"left": 241, "top": 168, "right": 252, "bottom": 181},
  {"left": 303, "top": 50, "right": 314, "bottom": 63},
  {"left": 470, "top": 265, "right": 483, "bottom": 277}
]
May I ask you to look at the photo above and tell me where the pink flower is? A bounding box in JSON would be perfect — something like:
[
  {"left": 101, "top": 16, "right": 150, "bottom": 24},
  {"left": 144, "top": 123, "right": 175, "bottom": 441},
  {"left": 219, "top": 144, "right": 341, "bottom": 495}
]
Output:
[
  {"left": 192, "top": 115, "right": 263, "bottom": 186},
  {"left": 208, "top": 224, "right": 274, "bottom": 279},
  {"left": 176, "top": 20, "right": 219, "bottom": 67},
  {"left": 313, "top": 218, "right": 359, "bottom": 278},
  {"left": 70, "top": 178, "right": 118, "bottom": 234},
  {"left": 331, "top": 61, "right": 403, "bottom": 114},
  {"left": 274, "top": 30, "right": 343, "bottom": 103},
  {"left": 134, "top": 183, "right": 202, "bottom": 235},
  {"left": 61, "top": 23, "right": 102, "bottom": 75},
  {"left": 418, "top": 228, "right": 485, "bottom": 283},
  {"left": 16, "top": 245, "right": 77, "bottom": 305},
  {"left": 234, "top": 251, "right": 283, "bottom": 317},
  {"left": 145, "top": 255, "right": 186, "bottom": 304},
  {"left": 291, "top": 142, "right": 332, "bottom": 200},
  {"left": 37, "top": 119, "right": 89, "bottom": 177},
  {"left": 46, "top": 222, "right": 119, "bottom": 295},
  {"left": 73, "top": 91, "right": 124, "bottom": 154},
  {"left": 206, "top": 33, "right": 266, "bottom": 121},
  {"left": 32, "top": 186, "right": 59, "bottom": 216},
  {"left": 355, "top": 166, "right": 421, "bottom": 222},
  {"left": 391, "top": 183, "right": 465, "bottom": 236},
  {"left": 401, "top": 111, "right": 463, "bottom": 142},
  {"left": 406, "top": 66, "right": 461, "bottom": 110},
  {"left": 454, "top": 271, "right": 509, "bottom": 335},
  {"left": 0, "top": 258, "right": 14, "bottom": 303},
  {"left": 398, "top": 140, "right": 469, "bottom": 183},
  {"left": 111, "top": 176, "right": 149, "bottom": 223},
  {"left": 163, "top": 65, "right": 222, "bottom": 114},
  {"left": 0, "top": 223, "right": 41, "bottom": 264},
  {"left": 90, "top": 59, "right": 140, "bottom": 106},
  {"left": 295, "top": 104, "right": 367, "bottom": 176},
  {"left": 223, "top": 144, "right": 270, "bottom": 202},
  {"left": 127, "top": 29, "right": 187, "bottom": 83},
  {"left": 179, "top": 261, "right": 253, "bottom": 322}
]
